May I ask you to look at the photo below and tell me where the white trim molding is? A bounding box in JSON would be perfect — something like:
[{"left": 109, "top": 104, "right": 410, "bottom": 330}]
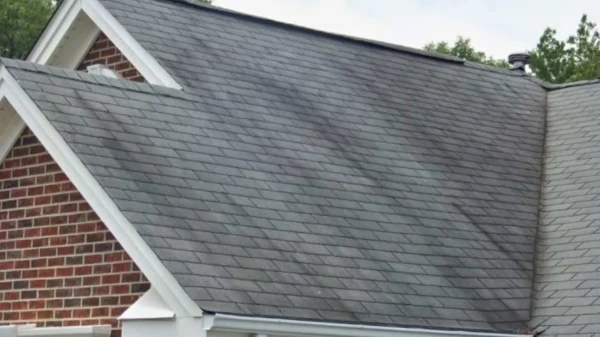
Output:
[
  {"left": 0, "top": 325, "right": 111, "bottom": 337},
  {"left": 27, "top": 0, "right": 82, "bottom": 65},
  {"left": 0, "top": 66, "right": 201, "bottom": 318},
  {"left": 0, "top": 98, "right": 26, "bottom": 163},
  {"left": 204, "top": 314, "right": 531, "bottom": 337},
  {"left": 27, "top": 0, "right": 181, "bottom": 89},
  {"left": 120, "top": 288, "right": 175, "bottom": 320}
]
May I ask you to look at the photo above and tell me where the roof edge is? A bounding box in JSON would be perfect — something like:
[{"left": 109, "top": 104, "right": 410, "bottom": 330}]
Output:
[
  {"left": 205, "top": 313, "right": 531, "bottom": 337},
  {"left": 157, "top": 0, "right": 465, "bottom": 64},
  {"left": 543, "top": 78, "right": 600, "bottom": 91}
]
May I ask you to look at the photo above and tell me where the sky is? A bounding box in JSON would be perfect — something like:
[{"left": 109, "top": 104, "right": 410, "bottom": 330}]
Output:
[{"left": 215, "top": 0, "right": 600, "bottom": 60}]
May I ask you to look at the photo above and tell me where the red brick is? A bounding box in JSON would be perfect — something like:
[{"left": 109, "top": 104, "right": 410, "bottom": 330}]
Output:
[
  {"left": 12, "top": 301, "right": 28, "bottom": 310},
  {"left": 73, "top": 309, "right": 91, "bottom": 318},
  {"left": 30, "top": 279, "right": 46, "bottom": 288},
  {"left": 55, "top": 310, "right": 72, "bottom": 319}
]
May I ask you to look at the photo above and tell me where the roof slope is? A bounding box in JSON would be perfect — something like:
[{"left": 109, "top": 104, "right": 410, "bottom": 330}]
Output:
[
  {"left": 532, "top": 83, "right": 600, "bottom": 336},
  {"left": 10, "top": 0, "right": 548, "bottom": 331}
]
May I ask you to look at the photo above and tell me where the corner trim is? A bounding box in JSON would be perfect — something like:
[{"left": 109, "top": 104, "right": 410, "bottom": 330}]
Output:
[{"left": 0, "top": 66, "right": 201, "bottom": 317}]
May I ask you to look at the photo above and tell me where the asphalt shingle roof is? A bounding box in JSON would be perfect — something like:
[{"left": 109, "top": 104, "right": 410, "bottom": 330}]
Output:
[
  {"left": 2, "top": 2, "right": 547, "bottom": 325},
  {"left": 91, "top": 1, "right": 550, "bottom": 329},
  {"left": 25, "top": 0, "right": 600, "bottom": 332}
]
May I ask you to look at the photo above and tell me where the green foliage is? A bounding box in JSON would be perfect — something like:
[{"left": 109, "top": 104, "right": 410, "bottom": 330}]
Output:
[
  {"left": 0, "top": 0, "right": 55, "bottom": 59},
  {"left": 530, "top": 15, "right": 600, "bottom": 84},
  {"left": 424, "top": 37, "right": 509, "bottom": 68}
]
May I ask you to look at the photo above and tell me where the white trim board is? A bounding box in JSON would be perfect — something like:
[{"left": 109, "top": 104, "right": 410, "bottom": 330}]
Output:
[
  {"left": 27, "top": 0, "right": 181, "bottom": 89},
  {"left": 0, "top": 325, "right": 111, "bottom": 337},
  {"left": 0, "top": 66, "right": 201, "bottom": 318}
]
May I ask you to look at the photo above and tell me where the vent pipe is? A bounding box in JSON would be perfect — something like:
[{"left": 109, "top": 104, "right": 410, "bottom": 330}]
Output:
[
  {"left": 508, "top": 52, "right": 530, "bottom": 71},
  {"left": 86, "top": 64, "right": 121, "bottom": 79}
]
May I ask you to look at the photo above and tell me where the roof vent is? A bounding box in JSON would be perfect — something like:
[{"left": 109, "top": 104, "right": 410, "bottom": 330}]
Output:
[
  {"left": 508, "top": 52, "right": 530, "bottom": 71},
  {"left": 86, "top": 64, "right": 121, "bottom": 79}
]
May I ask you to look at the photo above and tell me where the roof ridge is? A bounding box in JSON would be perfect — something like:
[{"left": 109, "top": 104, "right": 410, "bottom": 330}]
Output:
[
  {"left": 158, "top": 0, "right": 466, "bottom": 64},
  {"left": 543, "top": 78, "right": 600, "bottom": 91},
  {"left": 155, "top": 0, "right": 553, "bottom": 87}
]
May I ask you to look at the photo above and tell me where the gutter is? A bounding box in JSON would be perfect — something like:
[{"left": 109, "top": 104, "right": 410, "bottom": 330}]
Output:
[{"left": 204, "top": 314, "right": 531, "bottom": 337}]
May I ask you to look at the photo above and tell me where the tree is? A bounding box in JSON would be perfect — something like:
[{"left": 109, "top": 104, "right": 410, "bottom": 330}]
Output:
[
  {"left": 424, "top": 37, "right": 509, "bottom": 68},
  {"left": 530, "top": 15, "right": 600, "bottom": 84},
  {"left": 0, "top": 0, "right": 55, "bottom": 59}
]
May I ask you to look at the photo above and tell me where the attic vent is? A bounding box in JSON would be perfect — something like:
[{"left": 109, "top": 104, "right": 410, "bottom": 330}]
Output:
[
  {"left": 86, "top": 64, "right": 121, "bottom": 79},
  {"left": 508, "top": 52, "right": 530, "bottom": 71}
]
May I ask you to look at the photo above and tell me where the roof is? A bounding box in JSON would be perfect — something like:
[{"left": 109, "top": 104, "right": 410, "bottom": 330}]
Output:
[
  {"left": 5, "top": 0, "right": 600, "bottom": 334},
  {"left": 94, "top": 3, "right": 547, "bottom": 328},
  {"left": 4, "top": 59, "right": 542, "bottom": 331},
  {"left": 530, "top": 83, "right": 600, "bottom": 335}
]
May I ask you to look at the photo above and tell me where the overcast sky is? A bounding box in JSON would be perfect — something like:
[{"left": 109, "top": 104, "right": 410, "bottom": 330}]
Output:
[{"left": 215, "top": 0, "right": 600, "bottom": 60}]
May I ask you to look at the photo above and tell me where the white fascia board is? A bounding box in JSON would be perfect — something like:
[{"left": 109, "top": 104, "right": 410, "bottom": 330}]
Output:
[
  {"left": 27, "top": 0, "right": 81, "bottom": 65},
  {"left": 81, "top": 0, "right": 182, "bottom": 89},
  {"left": 206, "top": 314, "right": 532, "bottom": 337},
  {"left": 0, "top": 66, "right": 201, "bottom": 318},
  {"left": 28, "top": 0, "right": 100, "bottom": 70},
  {"left": 27, "top": 0, "right": 181, "bottom": 89}
]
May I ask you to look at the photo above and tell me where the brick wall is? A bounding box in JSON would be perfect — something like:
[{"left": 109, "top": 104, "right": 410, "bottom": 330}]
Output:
[
  {"left": 0, "top": 128, "right": 150, "bottom": 337},
  {"left": 78, "top": 32, "right": 145, "bottom": 82}
]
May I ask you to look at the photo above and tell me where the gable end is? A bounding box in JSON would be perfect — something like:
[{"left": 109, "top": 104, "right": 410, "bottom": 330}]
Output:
[{"left": 27, "top": 0, "right": 180, "bottom": 89}]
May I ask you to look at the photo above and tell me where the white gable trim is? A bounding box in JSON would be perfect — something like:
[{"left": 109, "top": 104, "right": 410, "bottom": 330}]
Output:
[
  {"left": 28, "top": 0, "right": 181, "bottom": 89},
  {"left": 0, "top": 66, "right": 201, "bottom": 318},
  {"left": 0, "top": 100, "right": 26, "bottom": 163},
  {"left": 27, "top": 0, "right": 82, "bottom": 66}
]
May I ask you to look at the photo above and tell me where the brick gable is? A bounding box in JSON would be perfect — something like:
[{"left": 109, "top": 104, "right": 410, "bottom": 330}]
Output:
[
  {"left": 0, "top": 128, "right": 150, "bottom": 337},
  {"left": 78, "top": 32, "right": 145, "bottom": 82}
]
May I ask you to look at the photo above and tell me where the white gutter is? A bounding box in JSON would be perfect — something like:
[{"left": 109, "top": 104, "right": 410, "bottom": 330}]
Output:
[{"left": 205, "top": 314, "right": 530, "bottom": 337}]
